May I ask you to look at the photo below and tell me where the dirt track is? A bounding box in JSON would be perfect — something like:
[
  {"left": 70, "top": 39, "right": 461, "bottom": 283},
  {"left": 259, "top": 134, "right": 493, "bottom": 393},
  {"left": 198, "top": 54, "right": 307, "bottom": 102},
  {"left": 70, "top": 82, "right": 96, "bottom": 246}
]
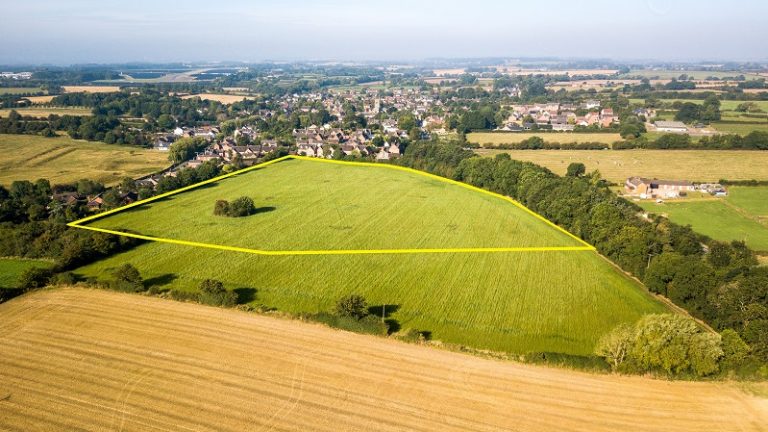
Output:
[{"left": 0, "top": 288, "right": 766, "bottom": 432}]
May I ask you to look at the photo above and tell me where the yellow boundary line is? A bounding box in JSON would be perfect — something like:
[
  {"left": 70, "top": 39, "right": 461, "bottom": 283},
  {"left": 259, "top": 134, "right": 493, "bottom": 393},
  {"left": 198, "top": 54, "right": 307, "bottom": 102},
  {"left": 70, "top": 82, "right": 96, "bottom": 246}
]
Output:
[{"left": 68, "top": 155, "right": 596, "bottom": 256}]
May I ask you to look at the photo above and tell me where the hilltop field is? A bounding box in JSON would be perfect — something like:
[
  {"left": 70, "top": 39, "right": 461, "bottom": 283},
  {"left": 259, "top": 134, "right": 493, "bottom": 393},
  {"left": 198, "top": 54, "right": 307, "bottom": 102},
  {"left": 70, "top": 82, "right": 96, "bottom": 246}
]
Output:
[
  {"left": 0, "top": 288, "right": 765, "bottom": 432},
  {"left": 0, "top": 134, "right": 169, "bottom": 186},
  {"left": 75, "top": 158, "right": 667, "bottom": 356}
]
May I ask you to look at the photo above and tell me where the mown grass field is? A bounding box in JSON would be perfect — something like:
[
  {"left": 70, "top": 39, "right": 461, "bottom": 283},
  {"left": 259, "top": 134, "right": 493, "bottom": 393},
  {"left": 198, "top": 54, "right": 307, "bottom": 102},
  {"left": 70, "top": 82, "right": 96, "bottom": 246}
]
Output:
[
  {"left": 639, "top": 187, "right": 768, "bottom": 252},
  {"left": 76, "top": 159, "right": 667, "bottom": 356},
  {"left": 712, "top": 122, "right": 768, "bottom": 135},
  {"left": 475, "top": 149, "right": 768, "bottom": 183},
  {"left": 85, "top": 160, "right": 585, "bottom": 251},
  {"left": 0, "top": 134, "right": 169, "bottom": 186},
  {"left": 0, "top": 107, "right": 92, "bottom": 118},
  {"left": 468, "top": 132, "right": 622, "bottom": 146},
  {"left": 0, "top": 258, "right": 52, "bottom": 289}
]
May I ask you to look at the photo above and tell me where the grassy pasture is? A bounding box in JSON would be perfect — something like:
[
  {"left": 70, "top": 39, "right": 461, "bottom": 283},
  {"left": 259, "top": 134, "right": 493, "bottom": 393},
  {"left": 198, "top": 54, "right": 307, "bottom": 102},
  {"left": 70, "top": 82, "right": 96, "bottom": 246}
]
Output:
[
  {"left": 0, "top": 258, "right": 52, "bottom": 289},
  {"left": 474, "top": 149, "right": 768, "bottom": 183},
  {"left": 712, "top": 122, "right": 768, "bottom": 135},
  {"left": 639, "top": 189, "right": 768, "bottom": 252},
  {"left": 0, "top": 134, "right": 169, "bottom": 186},
  {"left": 468, "top": 132, "right": 622, "bottom": 146},
  {"left": 0, "top": 107, "right": 92, "bottom": 118},
  {"left": 630, "top": 98, "right": 768, "bottom": 112},
  {"left": 76, "top": 159, "right": 666, "bottom": 356}
]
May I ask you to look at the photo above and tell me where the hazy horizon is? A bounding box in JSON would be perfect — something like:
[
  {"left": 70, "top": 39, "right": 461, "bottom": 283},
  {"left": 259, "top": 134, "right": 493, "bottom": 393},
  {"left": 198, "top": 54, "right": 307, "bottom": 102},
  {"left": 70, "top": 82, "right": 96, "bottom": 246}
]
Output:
[{"left": 2, "top": 0, "right": 767, "bottom": 65}]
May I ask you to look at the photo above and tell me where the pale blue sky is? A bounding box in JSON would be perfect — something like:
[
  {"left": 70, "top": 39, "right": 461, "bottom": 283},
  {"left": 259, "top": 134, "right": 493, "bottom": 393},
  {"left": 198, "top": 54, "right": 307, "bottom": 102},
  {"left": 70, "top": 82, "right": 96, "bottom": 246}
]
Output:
[{"left": 1, "top": 0, "right": 766, "bottom": 64}]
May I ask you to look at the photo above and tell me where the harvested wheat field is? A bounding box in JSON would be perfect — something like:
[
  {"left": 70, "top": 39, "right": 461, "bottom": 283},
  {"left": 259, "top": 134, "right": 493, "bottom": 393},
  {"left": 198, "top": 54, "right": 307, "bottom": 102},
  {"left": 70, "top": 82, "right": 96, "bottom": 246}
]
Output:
[
  {"left": 181, "top": 93, "right": 256, "bottom": 104},
  {"left": 0, "top": 288, "right": 766, "bottom": 432},
  {"left": 62, "top": 85, "right": 121, "bottom": 93}
]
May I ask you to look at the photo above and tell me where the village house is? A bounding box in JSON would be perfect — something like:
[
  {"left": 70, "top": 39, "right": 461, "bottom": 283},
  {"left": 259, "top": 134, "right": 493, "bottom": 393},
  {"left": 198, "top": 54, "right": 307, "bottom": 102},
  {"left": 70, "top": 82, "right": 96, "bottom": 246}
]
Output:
[{"left": 625, "top": 177, "right": 695, "bottom": 199}]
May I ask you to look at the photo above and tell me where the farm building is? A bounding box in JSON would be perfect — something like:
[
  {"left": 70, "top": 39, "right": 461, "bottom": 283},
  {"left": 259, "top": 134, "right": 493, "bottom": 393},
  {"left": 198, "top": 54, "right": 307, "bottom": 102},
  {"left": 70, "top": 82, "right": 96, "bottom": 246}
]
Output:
[
  {"left": 654, "top": 121, "right": 688, "bottom": 134},
  {"left": 625, "top": 176, "right": 695, "bottom": 199}
]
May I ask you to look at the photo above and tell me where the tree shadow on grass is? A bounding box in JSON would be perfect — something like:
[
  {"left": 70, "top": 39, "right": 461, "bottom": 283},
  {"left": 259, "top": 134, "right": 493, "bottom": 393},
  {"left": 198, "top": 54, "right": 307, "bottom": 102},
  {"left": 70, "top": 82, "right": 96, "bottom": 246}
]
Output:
[
  {"left": 368, "top": 304, "right": 400, "bottom": 318},
  {"left": 253, "top": 206, "right": 276, "bottom": 215},
  {"left": 368, "top": 304, "right": 401, "bottom": 334},
  {"left": 234, "top": 287, "right": 258, "bottom": 304},
  {"left": 144, "top": 273, "right": 178, "bottom": 288}
]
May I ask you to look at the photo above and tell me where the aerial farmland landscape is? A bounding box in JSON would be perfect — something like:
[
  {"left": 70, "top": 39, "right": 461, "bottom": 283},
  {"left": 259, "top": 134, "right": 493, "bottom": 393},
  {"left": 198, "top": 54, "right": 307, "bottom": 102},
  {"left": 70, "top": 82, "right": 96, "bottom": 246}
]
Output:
[{"left": 1, "top": 1, "right": 768, "bottom": 431}]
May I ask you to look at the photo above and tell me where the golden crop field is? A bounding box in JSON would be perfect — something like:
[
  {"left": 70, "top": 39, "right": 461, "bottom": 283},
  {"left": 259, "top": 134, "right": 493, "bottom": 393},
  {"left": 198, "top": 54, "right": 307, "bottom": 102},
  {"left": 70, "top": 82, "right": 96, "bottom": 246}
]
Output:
[
  {"left": 475, "top": 149, "right": 768, "bottom": 183},
  {"left": 22, "top": 95, "right": 56, "bottom": 104},
  {"left": 468, "top": 132, "right": 622, "bottom": 145},
  {"left": 1, "top": 288, "right": 765, "bottom": 432},
  {"left": 181, "top": 93, "right": 257, "bottom": 104},
  {"left": 0, "top": 134, "right": 169, "bottom": 186},
  {"left": 0, "top": 106, "right": 92, "bottom": 118},
  {"left": 62, "top": 85, "right": 121, "bottom": 93}
]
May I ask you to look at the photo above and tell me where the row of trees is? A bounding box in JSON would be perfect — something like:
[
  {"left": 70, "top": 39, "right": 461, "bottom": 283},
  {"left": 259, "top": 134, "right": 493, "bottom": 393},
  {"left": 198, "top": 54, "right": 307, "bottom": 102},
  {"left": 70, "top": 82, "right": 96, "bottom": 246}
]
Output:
[
  {"left": 614, "top": 131, "right": 768, "bottom": 150},
  {"left": 398, "top": 140, "right": 768, "bottom": 369}
]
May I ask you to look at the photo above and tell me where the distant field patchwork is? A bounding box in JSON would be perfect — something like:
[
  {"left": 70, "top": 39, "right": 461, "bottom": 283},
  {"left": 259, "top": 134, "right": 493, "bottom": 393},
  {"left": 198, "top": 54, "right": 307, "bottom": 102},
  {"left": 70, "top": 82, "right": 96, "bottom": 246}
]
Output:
[
  {"left": 0, "top": 134, "right": 169, "bottom": 186},
  {"left": 468, "top": 132, "right": 621, "bottom": 146},
  {"left": 75, "top": 158, "right": 667, "bottom": 356},
  {"left": 475, "top": 149, "right": 768, "bottom": 183}
]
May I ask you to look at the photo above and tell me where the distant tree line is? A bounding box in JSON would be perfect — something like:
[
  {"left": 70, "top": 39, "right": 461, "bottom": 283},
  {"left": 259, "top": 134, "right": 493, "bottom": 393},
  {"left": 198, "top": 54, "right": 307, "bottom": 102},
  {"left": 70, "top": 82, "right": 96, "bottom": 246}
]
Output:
[{"left": 614, "top": 131, "right": 768, "bottom": 150}]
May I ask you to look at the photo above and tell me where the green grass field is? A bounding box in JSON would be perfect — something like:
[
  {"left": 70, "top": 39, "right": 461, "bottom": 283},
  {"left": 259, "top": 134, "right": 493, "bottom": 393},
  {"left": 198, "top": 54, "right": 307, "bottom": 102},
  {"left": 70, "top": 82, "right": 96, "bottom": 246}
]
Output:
[
  {"left": 630, "top": 98, "right": 768, "bottom": 112},
  {"left": 0, "top": 134, "right": 170, "bottom": 186},
  {"left": 75, "top": 158, "right": 667, "bottom": 356},
  {"left": 0, "top": 258, "right": 52, "bottom": 289},
  {"left": 468, "top": 132, "right": 622, "bottom": 146},
  {"left": 711, "top": 122, "right": 768, "bottom": 135},
  {"left": 639, "top": 187, "right": 768, "bottom": 252},
  {"left": 474, "top": 149, "right": 768, "bottom": 183}
]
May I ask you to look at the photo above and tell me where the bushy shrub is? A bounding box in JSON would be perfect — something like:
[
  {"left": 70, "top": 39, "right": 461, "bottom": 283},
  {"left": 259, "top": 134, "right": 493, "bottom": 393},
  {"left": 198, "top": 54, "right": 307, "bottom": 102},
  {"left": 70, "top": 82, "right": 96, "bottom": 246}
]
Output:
[
  {"left": 17, "top": 267, "right": 54, "bottom": 290},
  {"left": 110, "top": 263, "right": 145, "bottom": 292},
  {"left": 335, "top": 294, "right": 369, "bottom": 319},
  {"left": 596, "top": 314, "right": 725, "bottom": 377},
  {"left": 198, "top": 279, "right": 237, "bottom": 307},
  {"left": 312, "top": 312, "right": 388, "bottom": 336},
  {"left": 213, "top": 197, "right": 256, "bottom": 217}
]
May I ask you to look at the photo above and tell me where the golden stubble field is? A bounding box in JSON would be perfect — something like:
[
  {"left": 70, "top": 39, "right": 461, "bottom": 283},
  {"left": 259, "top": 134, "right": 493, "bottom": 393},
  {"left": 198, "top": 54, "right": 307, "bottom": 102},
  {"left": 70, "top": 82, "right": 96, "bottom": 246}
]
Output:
[
  {"left": 181, "top": 93, "right": 257, "bottom": 104},
  {"left": 0, "top": 134, "right": 169, "bottom": 186},
  {"left": 476, "top": 149, "right": 768, "bottom": 183},
  {"left": 0, "top": 288, "right": 766, "bottom": 432}
]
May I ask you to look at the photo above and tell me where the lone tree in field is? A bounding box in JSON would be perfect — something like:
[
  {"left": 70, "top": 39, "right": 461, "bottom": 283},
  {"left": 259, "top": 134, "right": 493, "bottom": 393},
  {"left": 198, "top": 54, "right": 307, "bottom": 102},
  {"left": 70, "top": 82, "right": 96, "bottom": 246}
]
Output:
[
  {"left": 566, "top": 162, "right": 586, "bottom": 177},
  {"left": 213, "top": 196, "right": 256, "bottom": 217},
  {"left": 335, "top": 294, "right": 369, "bottom": 320},
  {"left": 111, "top": 263, "right": 144, "bottom": 292}
]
